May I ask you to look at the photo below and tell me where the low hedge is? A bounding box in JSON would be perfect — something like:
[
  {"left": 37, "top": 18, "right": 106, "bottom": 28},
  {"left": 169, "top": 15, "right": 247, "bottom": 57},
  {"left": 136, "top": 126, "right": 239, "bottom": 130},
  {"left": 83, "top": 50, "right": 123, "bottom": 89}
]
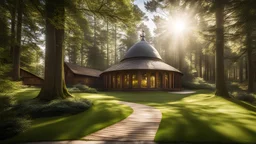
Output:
[{"left": 14, "top": 98, "right": 92, "bottom": 118}]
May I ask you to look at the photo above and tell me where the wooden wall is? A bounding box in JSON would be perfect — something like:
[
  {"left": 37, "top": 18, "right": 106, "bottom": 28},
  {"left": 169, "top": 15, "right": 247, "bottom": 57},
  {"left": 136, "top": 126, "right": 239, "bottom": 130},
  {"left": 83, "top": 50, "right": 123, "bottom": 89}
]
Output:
[
  {"left": 20, "top": 69, "right": 43, "bottom": 86},
  {"left": 102, "top": 70, "right": 183, "bottom": 91},
  {"left": 64, "top": 67, "right": 101, "bottom": 88}
]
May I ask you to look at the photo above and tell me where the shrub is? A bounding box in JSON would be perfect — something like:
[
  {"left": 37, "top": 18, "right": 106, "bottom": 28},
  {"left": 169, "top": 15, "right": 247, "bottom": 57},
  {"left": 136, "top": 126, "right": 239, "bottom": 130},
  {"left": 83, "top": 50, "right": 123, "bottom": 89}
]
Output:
[
  {"left": 14, "top": 98, "right": 92, "bottom": 118},
  {"left": 0, "top": 95, "right": 16, "bottom": 110},
  {"left": 0, "top": 96, "right": 31, "bottom": 140},
  {"left": 233, "top": 92, "right": 256, "bottom": 103},
  {"left": 182, "top": 77, "right": 215, "bottom": 90},
  {"left": 0, "top": 80, "right": 23, "bottom": 93},
  {"left": 67, "top": 87, "right": 80, "bottom": 93},
  {"left": 70, "top": 84, "right": 98, "bottom": 93}
]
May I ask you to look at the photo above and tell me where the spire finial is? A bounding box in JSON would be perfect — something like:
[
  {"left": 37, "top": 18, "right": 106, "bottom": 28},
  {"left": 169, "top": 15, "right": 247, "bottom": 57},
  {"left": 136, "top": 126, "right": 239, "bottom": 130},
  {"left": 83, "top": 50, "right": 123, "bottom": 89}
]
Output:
[{"left": 140, "top": 30, "right": 145, "bottom": 41}]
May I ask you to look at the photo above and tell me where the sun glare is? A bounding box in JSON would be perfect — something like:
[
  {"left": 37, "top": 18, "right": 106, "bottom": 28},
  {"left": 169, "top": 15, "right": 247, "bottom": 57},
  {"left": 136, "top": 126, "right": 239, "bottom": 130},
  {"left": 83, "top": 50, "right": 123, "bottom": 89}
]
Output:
[{"left": 174, "top": 19, "right": 186, "bottom": 34}]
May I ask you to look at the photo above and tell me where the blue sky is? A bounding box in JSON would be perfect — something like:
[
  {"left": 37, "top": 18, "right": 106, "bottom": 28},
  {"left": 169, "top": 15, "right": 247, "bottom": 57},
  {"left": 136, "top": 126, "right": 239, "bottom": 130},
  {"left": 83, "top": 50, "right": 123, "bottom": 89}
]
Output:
[{"left": 134, "top": 0, "right": 156, "bottom": 34}]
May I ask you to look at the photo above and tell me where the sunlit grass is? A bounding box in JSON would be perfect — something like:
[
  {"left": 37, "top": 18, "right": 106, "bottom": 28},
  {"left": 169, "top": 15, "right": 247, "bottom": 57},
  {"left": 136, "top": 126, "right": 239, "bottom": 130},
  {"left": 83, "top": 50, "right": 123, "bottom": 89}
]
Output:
[
  {"left": 5, "top": 100, "right": 132, "bottom": 143},
  {"left": 2, "top": 88, "right": 256, "bottom": 143},
  {"left": 153, "top": 94, "right": 256, "bottom": 143},
  {"left": 2, "top": 89, "right": 133, "bottom": 143},
  {"left": 75, "top": 90, "right": 256, "bottom": 143}
]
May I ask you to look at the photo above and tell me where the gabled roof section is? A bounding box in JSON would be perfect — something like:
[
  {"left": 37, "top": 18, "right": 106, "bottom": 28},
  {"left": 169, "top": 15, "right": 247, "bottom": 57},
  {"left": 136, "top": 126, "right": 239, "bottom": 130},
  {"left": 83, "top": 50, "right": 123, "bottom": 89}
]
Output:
[
  {"left": 65, "top": 62, "right": 102, "bottom": 77},
  {"left": 20, "top": 68, "right": 44, "bottom": 80}
]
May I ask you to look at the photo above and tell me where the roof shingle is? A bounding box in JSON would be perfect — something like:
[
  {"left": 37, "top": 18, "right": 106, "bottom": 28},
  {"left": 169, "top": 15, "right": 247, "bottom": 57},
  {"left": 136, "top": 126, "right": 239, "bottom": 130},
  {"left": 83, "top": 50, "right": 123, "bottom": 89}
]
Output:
[
  {"left": 102, "top": 59, "right": 182, "bottom": 74},
  {"left": 65, "top": 63, "right": 102, "bottom": 77}
]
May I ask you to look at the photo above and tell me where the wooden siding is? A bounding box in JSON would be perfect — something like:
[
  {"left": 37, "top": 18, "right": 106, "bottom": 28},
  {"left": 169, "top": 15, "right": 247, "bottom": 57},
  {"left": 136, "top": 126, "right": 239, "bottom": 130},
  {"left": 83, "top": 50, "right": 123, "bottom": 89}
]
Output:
[
  {"left": 20, "top": 69, "right": 43, "bottom": 86},
  {"left": 64, "top": 65, "right": 101, "bottom": 88}
]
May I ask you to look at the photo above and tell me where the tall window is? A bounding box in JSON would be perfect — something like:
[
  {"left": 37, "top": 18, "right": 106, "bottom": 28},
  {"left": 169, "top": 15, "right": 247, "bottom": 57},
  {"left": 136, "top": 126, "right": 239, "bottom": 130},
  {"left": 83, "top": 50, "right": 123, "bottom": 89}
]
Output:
[
  {"left": 141, "top": 72, "right": 147, "bottom": 88},
  {"left": 150, "top": 73, "right": 156, "bottom": 88},
  {"left": 132, "top": 74, "right": 138, "bottom": 88},
  {"left": 157, "top": 73, "right": 162, "bottom": 88},
  {"left": 117, "top": 74, "right": 121, "bottom": 88},
  {"left": 124, "top": 74, "right": 130, "bottom": 88},
  {"left": 112, "top": 75, "right": 116, "bottom": 88},
  {"left": 165, "top": 73, "right": 169, "bottom": 88}
]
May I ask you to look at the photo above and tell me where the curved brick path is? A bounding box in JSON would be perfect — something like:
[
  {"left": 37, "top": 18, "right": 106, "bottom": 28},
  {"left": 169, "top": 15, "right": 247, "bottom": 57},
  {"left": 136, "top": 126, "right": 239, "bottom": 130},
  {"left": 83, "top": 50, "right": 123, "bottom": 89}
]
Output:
[
  {"left": 83, "top": 101, "right": 162, "bottom": 142},
  {"left": 25, "top": 101, "right": 162, "bottom": 144}
]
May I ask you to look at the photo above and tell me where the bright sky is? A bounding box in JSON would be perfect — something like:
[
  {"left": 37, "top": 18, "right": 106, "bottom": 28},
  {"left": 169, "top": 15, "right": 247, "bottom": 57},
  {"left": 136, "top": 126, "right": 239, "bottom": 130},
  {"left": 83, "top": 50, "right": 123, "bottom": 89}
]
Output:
[{"left": 134, "top": 0, "right": 156, "bottom": 35}]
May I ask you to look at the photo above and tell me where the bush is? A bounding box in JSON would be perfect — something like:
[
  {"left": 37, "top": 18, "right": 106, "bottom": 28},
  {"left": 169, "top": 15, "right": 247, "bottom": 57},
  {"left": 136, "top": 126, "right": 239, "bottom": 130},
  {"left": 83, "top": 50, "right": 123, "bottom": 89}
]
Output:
[
  {"left": 182, "top": 77, "right": 215, "bottom": 90},
  {"left": 0, "top": 80, "right": 23, "bottom": 93},
  {"left": 14, "top": 98, "right": 92, "bottom": 118},
  {"left": 69, "top": 84, "right": 98, "bottom": 93},
  {"left": 233, "top": 92, "right": 256, "bottom": 103},
  {"left": 0, "top": 95, "right": 16, "bottom": 110},
  {"left": 0, "top": 96, "right": 31, "bottom": 140},
  {"left": 0, "top": 116, "right": 31, "bottom": 140}
]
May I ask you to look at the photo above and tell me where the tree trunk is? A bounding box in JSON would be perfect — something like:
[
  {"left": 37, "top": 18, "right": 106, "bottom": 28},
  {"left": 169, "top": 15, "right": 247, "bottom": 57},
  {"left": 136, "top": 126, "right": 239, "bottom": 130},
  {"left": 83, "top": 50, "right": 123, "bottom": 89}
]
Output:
[
  {"left": 114, "top": 24, "right": 117, "bottom": 63},
  {"left": 10, "top": 0, "right": 17, "bottom": 56},
  {"left": 212, "top": 55, "right": 215, "bottom": 81},
  {"left": 37, "top": 0, "right": 71, "bottom": 101},
  {"left": 80, "top": 44, "right": 83, "bottom": 66},
  {"left": 215, "top": 0, "right": 229, "bottom": 97},
  {"left": 178, "top": 41, "right": 183, "bottom": 71},
  {"left": 106, "top": 19, "right": 109, "bottom": 66},
  {"left": 0, "top": 1, "right": 9, "bottom": 49},
  {"left": 245, "top": 56, "right": 248, "bottom": 80},
  {"left": 199, "top": 47, "right": 203, "bottom": 78},
  {"left": 13, "top": 0, "right": 22, "bottom": 81},
  {"left": 205, "top": 55, "right": 209, "bottom": 81},
  {"left": 195, "top": 48, "right": 198, "bottom": 77},
  {"left": 239, "top": 57, "right": 243, "bottom": 83},
  {"left": 233, "top": 65, "right": 236, "bottom": 81},
  {"left": 245, "top": 6, "right": 254, "bottom": 92},
  {"left": 247, "top": 28, "right": 254, "bottom": 92}
]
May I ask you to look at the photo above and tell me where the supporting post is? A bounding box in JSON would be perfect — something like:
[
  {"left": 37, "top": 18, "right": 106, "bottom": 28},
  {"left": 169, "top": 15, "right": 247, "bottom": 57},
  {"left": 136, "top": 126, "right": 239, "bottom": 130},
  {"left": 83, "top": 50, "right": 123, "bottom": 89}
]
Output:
[
  {"left": 169, "top": 72, "right": 172, "bottom": 89},
  {"left": 147, "top": 72, "right": 151, "bottom": 88},
  {"left": 138, "top": 71, "right": 141, "bottom": 88},
  {"left": 156, "top": 71, "right": 159, "bottom": 88}
]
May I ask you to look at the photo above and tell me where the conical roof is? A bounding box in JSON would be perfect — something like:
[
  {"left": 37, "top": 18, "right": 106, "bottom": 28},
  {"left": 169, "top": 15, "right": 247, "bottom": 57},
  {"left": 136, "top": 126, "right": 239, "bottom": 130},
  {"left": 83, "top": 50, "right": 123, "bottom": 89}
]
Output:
[
  {"left": 122, "top": 40, "right": 162, "bottom": 61},
  {"left": 101, "top": 37, "right": 182, "bottom": 75}
]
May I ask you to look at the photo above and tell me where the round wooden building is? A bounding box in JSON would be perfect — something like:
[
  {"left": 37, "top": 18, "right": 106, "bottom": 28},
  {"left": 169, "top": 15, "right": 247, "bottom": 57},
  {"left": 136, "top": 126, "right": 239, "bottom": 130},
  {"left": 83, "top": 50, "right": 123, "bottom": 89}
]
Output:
[{"left": 100, "top": 36, "right": 183, "bottom": 91}]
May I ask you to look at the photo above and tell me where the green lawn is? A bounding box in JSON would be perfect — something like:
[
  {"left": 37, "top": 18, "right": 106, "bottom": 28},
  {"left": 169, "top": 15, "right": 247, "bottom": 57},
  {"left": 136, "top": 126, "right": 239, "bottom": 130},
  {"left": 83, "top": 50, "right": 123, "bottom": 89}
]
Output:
[
  {"left": 77, "top": 91, "right": 256, "bottom": 143},
  {"left": 2, "top": 88, "right": 133, "bottom": 143},
  {"left": 2, "top": 88, "right": 256, "bottom": 143}
]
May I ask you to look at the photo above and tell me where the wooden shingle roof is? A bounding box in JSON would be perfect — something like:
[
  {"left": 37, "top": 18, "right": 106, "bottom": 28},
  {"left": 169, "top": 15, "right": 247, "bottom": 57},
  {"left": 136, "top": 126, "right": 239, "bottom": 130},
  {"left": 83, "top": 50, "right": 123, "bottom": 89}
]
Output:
[
  {"left": 102, "top": 59, "right": 182, "bottom": 74},
  {"left": 65, "top": 63, "right": 102, "bottom": 77},
  {"left": 20, "top": 68, "right": 44, "bottom": 80}
]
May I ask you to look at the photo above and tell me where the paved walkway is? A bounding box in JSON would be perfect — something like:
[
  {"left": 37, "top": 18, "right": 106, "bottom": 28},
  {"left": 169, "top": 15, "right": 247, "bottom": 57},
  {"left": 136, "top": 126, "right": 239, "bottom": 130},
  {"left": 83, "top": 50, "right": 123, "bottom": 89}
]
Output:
[
  {"left": 26, "top": 140, "right": 157, "bottom": 144},
  {"left": 83, "top": 101, "right": 162, "bottom": 142},
  {"left": 25, "top": 101, "right": 162, "bottom": 144},
  {"left": 169, "top": 90, "right": 196, "bottom": 94}
]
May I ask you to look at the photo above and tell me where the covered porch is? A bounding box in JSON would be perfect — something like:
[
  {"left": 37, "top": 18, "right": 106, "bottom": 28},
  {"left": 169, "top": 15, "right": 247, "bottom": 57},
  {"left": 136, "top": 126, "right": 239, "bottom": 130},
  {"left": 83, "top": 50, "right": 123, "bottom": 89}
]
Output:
[{"left": 102, "top": 70, "right": 182, "bottom": 91}]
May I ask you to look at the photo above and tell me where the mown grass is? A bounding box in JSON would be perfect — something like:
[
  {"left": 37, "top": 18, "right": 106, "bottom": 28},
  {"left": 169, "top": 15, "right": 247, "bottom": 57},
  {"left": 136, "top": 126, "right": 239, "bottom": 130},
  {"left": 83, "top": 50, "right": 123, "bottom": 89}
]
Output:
[
  {"left": 2, "top": 88, "right": 132, "bottom": 143},
  {"left": 2, "top": 88, "right": 256, "bottom": 143},
  {"left": 77, "top": 90, "right": 256, "bottom": 143}
]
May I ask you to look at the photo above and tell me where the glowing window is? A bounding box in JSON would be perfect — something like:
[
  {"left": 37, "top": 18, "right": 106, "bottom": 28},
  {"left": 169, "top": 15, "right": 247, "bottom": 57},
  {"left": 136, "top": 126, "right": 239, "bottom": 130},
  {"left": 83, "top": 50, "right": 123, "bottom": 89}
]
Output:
[
  {"left": 124, "top": 74, "right": 130, "bottom": 88},
  {"left": 141, "top": 72, "right": 147, "bottom": 88},
  {"left": 112, "top": 75, "right": 116, "bottom": 88},
  {"left": 132, "top": 74, "right": 138, "bottom": 88},
  {"left": 150, "top": 73, "right": 156, "bottom": 88},
  {"left": 117, "top": 74, "right": 121, "bottom": 88},
  {"left": 165, "top": 73, "right": 169, "bottom": 88}
]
